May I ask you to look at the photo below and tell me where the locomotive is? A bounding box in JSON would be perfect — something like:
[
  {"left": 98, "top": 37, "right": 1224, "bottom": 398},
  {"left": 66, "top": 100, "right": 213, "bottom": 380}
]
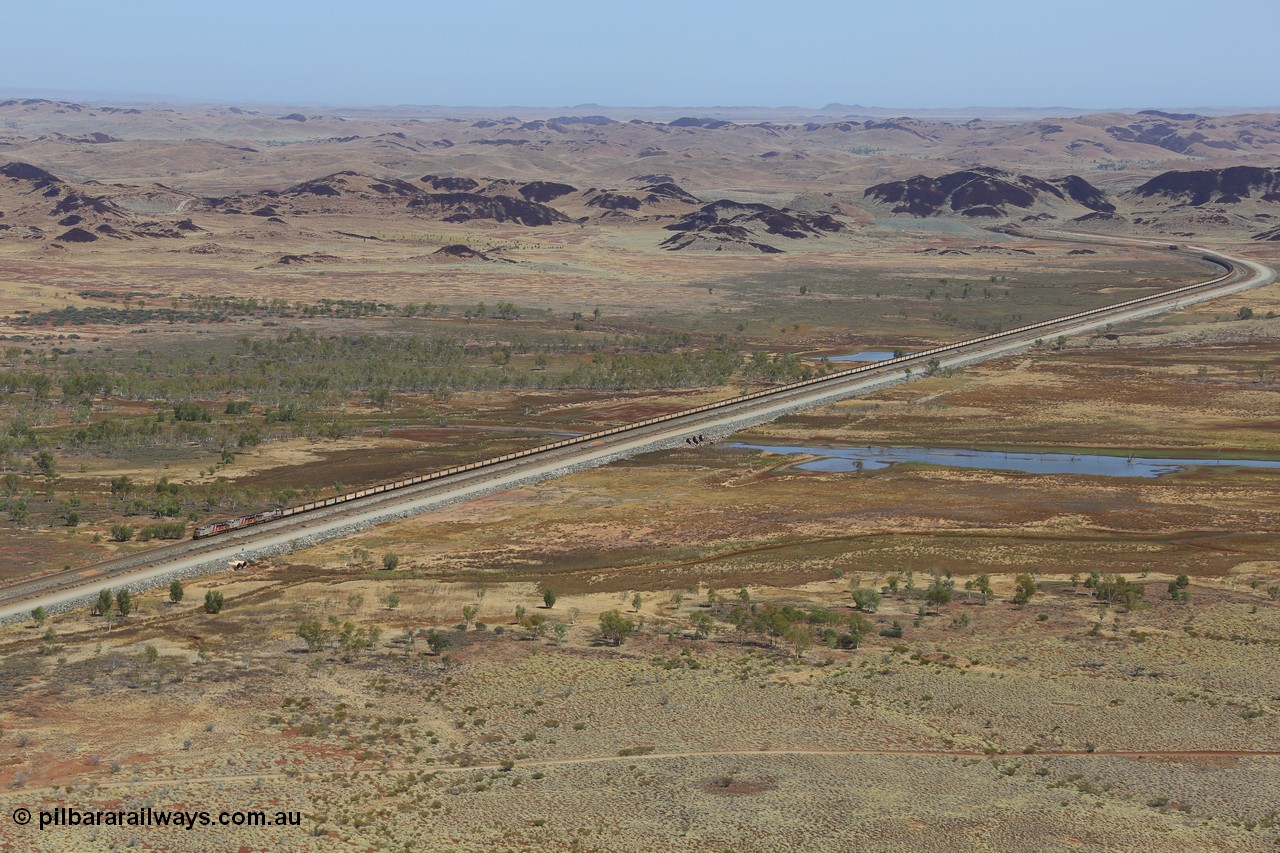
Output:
[{"left": 193, "top": 509, "right": 283, "bottom": 539}]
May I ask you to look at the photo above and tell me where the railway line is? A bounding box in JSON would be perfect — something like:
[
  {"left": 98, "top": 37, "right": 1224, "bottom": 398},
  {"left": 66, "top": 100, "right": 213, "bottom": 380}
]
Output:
[{"left": 0, "top": 234, "right": 1273, "bottom": 621}]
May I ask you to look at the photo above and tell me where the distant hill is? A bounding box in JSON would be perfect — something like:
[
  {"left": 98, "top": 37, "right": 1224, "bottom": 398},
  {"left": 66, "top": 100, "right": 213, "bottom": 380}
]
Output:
[
  {"left": 518, "top": 181, "right": 577, "bottom": 203},
  {"left": 661, "top": 199, "right": 846, "bottom": 253},
  {"left": 284, "top": 171, "right": 424, "bottom": 200},
  {"left": 0, "top": 161, "right": 204, "bottom": 245},
  {"left": 425, "top": 243, "right": 514, "bottom": 263},
  {"left": 203, "top": 170, "right": 570, "bottom": 226},
  {"left": 579, "top": 182, "right": 703, "bottom": 215},
  {"left": 862, "top": 167, "right": 1114, "bottom": 221},
  {"left": 1126, "top": 166, "right": 1280, "bottom": 205},
  {"left": 1115, "top": 165, "right": 1280, "bottom": 237},
  {"left": 408, "top": 192, "right": 568, "bottom": 226}
]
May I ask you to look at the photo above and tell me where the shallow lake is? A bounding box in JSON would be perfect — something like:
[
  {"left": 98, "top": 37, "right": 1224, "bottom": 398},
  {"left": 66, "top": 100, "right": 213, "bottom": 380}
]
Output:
[
  {"left": 729, "top": 443, "right": 1280, "bottom": 479},
  {"left": 824, "top": 350, "right": 901, "bottom": 362}
]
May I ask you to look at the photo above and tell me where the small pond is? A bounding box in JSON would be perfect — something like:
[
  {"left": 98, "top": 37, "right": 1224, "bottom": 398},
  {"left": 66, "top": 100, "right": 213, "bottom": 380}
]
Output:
[
  {"left": 729, "top": 443, "right": 1280, "bottom": 479},
  {"left": 823, "top": 350, "right": 901, "bottom": 363}
]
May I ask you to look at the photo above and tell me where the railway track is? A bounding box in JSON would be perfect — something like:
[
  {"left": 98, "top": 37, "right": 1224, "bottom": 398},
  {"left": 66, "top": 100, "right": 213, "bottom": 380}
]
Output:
[{"left": 1, "top": 234, "right": 1273, "bottom": 620}]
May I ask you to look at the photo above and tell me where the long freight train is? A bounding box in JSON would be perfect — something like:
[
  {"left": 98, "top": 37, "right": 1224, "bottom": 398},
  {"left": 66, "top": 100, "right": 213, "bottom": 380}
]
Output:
[{"left": 194, "top": 247, "right": 1229, "bottom": 542}]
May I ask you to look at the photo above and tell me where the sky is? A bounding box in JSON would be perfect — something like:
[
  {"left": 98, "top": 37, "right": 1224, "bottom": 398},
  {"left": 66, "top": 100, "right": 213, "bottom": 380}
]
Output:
[{"left": 3, "top": 0, "right": 1277, "bottom": 109}]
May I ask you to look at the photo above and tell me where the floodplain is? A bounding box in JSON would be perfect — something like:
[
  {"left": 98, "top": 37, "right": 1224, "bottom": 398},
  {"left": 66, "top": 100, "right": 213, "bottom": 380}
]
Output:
[{"left": 0, "top": 100, "right": 1278, "bottom": 851}]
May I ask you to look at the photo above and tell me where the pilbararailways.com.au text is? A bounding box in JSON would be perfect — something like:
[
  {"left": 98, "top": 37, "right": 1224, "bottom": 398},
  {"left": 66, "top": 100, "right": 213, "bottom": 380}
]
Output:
[{"left": 27, "top": 806, "right": 303, "bottom": 831}]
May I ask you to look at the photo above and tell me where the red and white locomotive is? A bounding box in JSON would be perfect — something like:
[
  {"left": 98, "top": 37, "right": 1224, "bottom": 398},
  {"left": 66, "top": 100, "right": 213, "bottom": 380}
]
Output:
[{"left": 193, "top": 509, "right": 283, "bottom": 540}]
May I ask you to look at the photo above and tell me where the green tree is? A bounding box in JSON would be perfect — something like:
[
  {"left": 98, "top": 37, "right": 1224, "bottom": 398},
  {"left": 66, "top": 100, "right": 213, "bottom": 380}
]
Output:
[
  {"left": 169, "top": 580, "right": 184, "bottom": 603},
  {"left": 110, "top": 524, "right": 135, "bottom": 543},
  {"left": 851, "top": 587, "right": 881, "bottom": 613},
  {"left": 543, "top": 587, "right": 557, "bottom": 609},
  {"left": 115, "top": 589, "right": 132, "bottom": 617},
  {"left": 462, "top": 604, "right": 478, "bottom": 625},
  {"left": 39, "top": 626, "right": 58, "bottom": 655},
  {"left": 784, "top": 622, "right": 813, "bottom": 658},
  {"left": 631, "top": 593, "right": 643, "bottom": 612},
  {"left": 1012, "top": 573, "right": 1037, "bottom": 606},
  {"left": 30, "top": 605, "right": 46, "bottom": 626},
  {"left": 382, "top": 552, "right": 400, "bottom": 572},
  {"left": 297, "top": 619, "right": 329, "bottom": 652},
  {"left": 204, "top": 590, "right": 225, "bottom": 614},
  {"left": 7, "top": 498, "right": 28, "bottom": 526},
  {"left": 690, "top": 612, "right": 715, "bottom": 639},
  {"left": 337, "top": 621, "right": 368, "bottom": 660},
  {"left": 880, "top": 620, "right": 903, "bottom": 639},
  {"left": 33, "top": 450, "right": 56, "bottom": 480},
  {"left": 27, "top": 373, "right": 52, "bottom": 401},
  {"left": 383, "top": 593, "right": 400, "bottom": 610},
  {"left": 599, "top": 610, "right": 636, "bottom": 646},
  {"left": 95, "top": 588, "right": 113, "bottom": 617},
  {"left": 426, "top": 629, "right": 449, "bottom": 655},
  {"left": 1095, "top": 575, "right": 1143, "bottom": 611},
  {"left": 173, "top": 402, "right": 211, "bottom": 422},
  {"left": 925, "top": 576, "right": 954, "bottom": 607},
  {"left": 974, "top": 573, "right": 993, "bottom": 604},
  {"left": 841, "top": 613, "right": 874, "bottom": 649}
]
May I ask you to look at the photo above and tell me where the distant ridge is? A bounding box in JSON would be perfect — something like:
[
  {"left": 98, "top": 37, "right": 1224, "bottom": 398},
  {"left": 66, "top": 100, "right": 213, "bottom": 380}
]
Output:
[{"left": 2, "top": 91, "right": 1277, "bottom": 123}]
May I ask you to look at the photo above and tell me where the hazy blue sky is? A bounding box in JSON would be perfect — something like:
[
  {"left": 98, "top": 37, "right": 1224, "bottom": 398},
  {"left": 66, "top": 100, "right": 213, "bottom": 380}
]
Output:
[{"left": 4, "top": 0, "right": 1277, "bottom": 108}]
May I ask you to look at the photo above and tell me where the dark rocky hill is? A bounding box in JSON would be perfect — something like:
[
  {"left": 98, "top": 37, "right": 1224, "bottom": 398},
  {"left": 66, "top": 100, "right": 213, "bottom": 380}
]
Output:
[
  {"left": 518, "top": 181, "right": 577, "bottom": 203},
  {"left": 408, "top": 192, "right": 569, "bottom": 226},
  {"left": 0, "top": 161, "right": 161, "bottom": 244},
  {"left": 1127, "top": 166, "right": 1280, "bottom": 206},
  {"left": 422, "top": 175, "right": 480, "bottom": 192},
  {"left": 206, "top": 171, "right": 571, "bottom": 227},
  {"left": 283, "top": 172, "right": 423, "bottom": 200},
  {"left": 0, "top": 161, "right": 63, "bottom": 189},
  {"left": 863, "top": 167, "right": 1114, "bottom": 220},
  {"left": 661, "top": 199, "right": 845, "bottom": 253},
  {"left": 643, "top": 182, "right": 701, "bottom": 205},
  {"left": 427, "top": 243, "right": 514, "bottom": 262}
]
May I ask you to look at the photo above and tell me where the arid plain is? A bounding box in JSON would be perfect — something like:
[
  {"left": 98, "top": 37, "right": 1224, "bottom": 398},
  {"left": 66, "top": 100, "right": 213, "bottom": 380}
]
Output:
[{"left": 0, "top": 100, "right": 1277, "bottom": 850}]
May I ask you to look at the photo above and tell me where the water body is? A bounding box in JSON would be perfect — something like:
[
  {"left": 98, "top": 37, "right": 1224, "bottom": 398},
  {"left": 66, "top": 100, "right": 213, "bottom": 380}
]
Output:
[
  {"left": 730, "top": 443, "right": 1280, "bottom": 479},
  {"left": 825, "top": 350, "right": 901, "bottom": 363}
]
